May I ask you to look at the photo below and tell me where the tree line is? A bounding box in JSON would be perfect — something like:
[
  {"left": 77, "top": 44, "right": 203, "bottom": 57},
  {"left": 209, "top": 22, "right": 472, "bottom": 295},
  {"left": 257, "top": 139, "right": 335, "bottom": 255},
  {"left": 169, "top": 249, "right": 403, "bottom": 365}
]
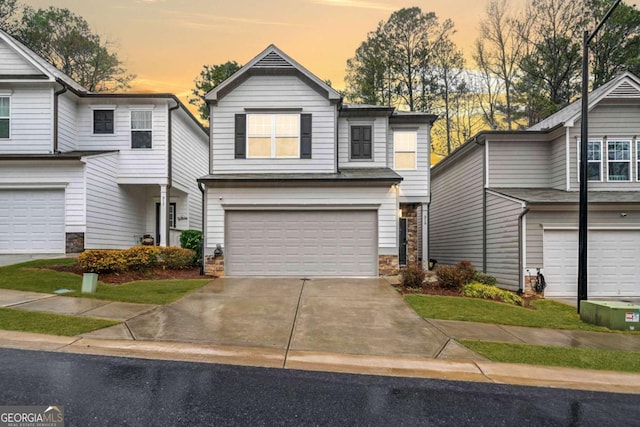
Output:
[{"left": 345, "top": 1, "right": 640, "bottom": 156}]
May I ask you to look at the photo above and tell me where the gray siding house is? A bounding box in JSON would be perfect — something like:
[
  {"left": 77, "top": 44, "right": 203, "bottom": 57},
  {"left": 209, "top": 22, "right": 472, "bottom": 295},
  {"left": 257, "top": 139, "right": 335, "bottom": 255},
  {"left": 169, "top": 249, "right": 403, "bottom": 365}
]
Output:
[
  {"left": 200, "top": 45, "right": 436, "bottom": 277},
  {"left": 430, "top": 72, "right": 640, "bottom": 297}
]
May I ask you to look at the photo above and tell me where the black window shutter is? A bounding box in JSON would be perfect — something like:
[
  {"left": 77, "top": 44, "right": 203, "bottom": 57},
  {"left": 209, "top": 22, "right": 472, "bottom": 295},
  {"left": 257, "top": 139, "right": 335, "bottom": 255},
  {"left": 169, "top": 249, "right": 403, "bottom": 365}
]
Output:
[
  {"left": 235, "top": 114, "right": 246, "bottom": 159},
  {"left": 351, "top": 125, "right": 372, "bottom": 159},
  {"left": 300, "top": 114, "right": 312, "bottom": 159}
]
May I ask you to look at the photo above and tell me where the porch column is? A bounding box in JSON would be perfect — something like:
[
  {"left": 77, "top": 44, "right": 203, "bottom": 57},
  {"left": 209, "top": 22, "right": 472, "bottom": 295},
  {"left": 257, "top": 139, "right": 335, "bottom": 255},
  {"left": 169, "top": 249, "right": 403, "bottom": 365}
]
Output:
[{"left": 159, "top": 184, "right": 170, "bottom": 247}]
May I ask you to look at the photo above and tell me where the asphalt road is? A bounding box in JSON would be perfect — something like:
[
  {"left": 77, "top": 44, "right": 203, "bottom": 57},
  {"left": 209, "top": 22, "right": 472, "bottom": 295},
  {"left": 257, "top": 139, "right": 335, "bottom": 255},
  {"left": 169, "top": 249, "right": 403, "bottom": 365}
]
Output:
[{"left": 0, "top": 348, "right": 638, "bottom": 426}]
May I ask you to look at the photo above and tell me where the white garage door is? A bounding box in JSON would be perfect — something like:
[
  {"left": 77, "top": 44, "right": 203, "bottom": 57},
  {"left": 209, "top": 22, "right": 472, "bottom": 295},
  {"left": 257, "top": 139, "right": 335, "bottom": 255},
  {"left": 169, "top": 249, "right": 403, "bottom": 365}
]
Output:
[
  {"left": 225, "top": 210, "right": 377, "bottom": 276},
  {"left": 0, "top": 190, "right": 65, "bottom": 253},
  {"left": 543, "top": 229, "right": 640, "bottom": 297}
]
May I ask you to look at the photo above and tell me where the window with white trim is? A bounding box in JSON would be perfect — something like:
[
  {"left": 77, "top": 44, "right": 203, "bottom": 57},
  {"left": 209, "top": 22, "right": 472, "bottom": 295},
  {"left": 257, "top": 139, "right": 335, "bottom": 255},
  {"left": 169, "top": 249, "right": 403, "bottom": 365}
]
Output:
[
  {"left": 394, "top": 131, "right": 417, "bottom": 170},
  {"left": 131, "top": 110, "right": 152, "bottom": 149},
  {"left": 637, "top": 141, "right": 640, "bottom": 181},
  {"left": 607, "top": 140, "right": 631, "bottom": 181},
  {"left": 93, "top": 110, "right": 114, "bottom": 134},
  {"left": 247, "top": 113, "right": 299, "bottom": 158},
  {"left": 587, "top": 140, "right": 602, "bottom": 182},
  {"left": 0, "top": 97, "right": 9, "bottom": 139}
]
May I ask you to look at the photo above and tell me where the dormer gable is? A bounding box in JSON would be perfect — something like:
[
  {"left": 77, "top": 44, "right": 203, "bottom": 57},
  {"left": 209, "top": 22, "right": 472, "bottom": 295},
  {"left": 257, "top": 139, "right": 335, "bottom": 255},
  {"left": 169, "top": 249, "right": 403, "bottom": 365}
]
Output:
[{"left": 205, "top": 44, "right": 342, "bottom": 106}]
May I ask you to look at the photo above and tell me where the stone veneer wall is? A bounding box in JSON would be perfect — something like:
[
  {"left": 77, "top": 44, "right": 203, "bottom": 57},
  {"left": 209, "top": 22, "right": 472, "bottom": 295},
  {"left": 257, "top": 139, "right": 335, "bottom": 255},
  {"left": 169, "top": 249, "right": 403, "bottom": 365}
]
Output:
[
  {"left": 379, "top": 255, "right": 398, "bottom": 275},
  {"left": 400, "top": 203, "right": 419, "bottom": 265},
  {"left": 65, "top": 232, "right": 85, "bottom": 253},
  {"left": 204, "top": 255, "right": 224, "bottom": 276}
]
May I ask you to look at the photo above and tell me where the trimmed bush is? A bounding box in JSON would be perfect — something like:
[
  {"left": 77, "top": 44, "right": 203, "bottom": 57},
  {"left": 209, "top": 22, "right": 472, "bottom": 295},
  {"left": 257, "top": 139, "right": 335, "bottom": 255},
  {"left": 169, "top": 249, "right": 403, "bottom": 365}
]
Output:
[
  {"left": 462, "top": 282, "right": 523, "bottom": 306},
  {"left": 123, "top": 246, "right": 161, "bottom": 271},
  {"left": 401, "top": 263, "right": 426, "bottom": 288},
  {"left": 455, "top": 260, "right": 476, "bottom": 284},
  {"left": 78, "top": 250, "right": 127, "bottom": 274},
  {"left": 435, "top": 260, "right": 477, "bottom": 290},
  {"left": 473, "top": 272, "right": 498, "bottom": 286},
  {"left": 159, "top": 247, "right": 196, "bottom": 269},
  {"left": 180, "top": 230, "right": 203, "bottom": 263}
]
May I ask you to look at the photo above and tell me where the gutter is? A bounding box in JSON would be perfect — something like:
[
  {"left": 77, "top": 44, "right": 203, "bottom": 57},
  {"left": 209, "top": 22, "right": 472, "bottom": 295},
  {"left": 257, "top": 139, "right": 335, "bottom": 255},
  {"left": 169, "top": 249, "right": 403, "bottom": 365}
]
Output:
[
  {"left": 53, "top": 83, "right": 67, "bottom": 153},
  {"left": 167, "top": 101, "right": 180, "bottom": 188},
  {"left": 198, "top": 181, "right": 206, "bottom": 276},
  {"left": 518, "top": 204, "right": 531, "bottom": 294}
]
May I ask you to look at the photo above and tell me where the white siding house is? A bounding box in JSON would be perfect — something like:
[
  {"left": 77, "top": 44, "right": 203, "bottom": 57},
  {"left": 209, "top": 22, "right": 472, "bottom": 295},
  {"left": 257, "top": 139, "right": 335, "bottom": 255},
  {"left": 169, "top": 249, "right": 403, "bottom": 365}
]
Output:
[
  {"left": 0, "top": 29, "right": 208, "bottom": 254},
  {"left": 201, "top": 45, "right": 436, "bottom": 276}
]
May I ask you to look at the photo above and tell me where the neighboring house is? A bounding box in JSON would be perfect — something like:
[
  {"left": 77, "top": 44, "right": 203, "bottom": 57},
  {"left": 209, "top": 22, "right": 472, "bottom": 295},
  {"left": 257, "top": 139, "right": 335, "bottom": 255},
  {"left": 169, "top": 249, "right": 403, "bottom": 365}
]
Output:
[
  {"left": 199, "top": 45, "right": 436, "bottom": 277},
  {"left": 430, "top": 72, "right": 640, "bottom": 298},
  {"left": 0, "top": 29, "right": 208, "bottom": 254}
]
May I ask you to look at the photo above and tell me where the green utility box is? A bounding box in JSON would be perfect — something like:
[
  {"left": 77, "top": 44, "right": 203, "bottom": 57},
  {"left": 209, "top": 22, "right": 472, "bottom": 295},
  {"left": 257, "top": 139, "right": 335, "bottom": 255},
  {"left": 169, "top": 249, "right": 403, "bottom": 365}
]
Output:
[
  {"left": 580, "top": 301, "right": 640, "bottom": 331},
  {"left": 81, "top": 273, "right": 98, "bottom": 293}
]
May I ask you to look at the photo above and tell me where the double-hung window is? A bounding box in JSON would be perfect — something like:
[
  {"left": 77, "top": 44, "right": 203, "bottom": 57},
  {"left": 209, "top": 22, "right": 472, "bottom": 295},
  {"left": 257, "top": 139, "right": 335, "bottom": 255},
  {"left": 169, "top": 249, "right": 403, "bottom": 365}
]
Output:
[
  {"left": 394, "top": 131, "right": 417, "bottom": 170},
  {"left": 247, "top": 114, "right": 299, "bottom": 158},
  {"left": 587, "top": 141, "right": 603, "bottom": 181},
  {"left": 93, "top": 110, "right": 114, "bottom": 134},
  {"left": 131, "top": 110, "right": 152, "bottom": 149},
  {"left": 607, "top": 140, "right": 631, "bottom": 181},
  {"left": 0, "top": 97, "right": 9, "bottom": 139}
]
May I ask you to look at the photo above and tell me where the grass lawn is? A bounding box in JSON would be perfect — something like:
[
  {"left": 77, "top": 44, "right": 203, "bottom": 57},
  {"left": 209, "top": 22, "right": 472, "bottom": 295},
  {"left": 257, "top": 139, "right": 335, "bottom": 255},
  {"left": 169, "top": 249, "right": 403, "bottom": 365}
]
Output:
[
  {"left": 0, "top": 259, "right": 211, "bottom": 305},
  {"left": 0, "top": 307, "right": 118, "bottom": 336},
  {"left": 460, "top": 340, "right": 640, "bottom": 373},
  {"left": 405, "top": 294, "right": 613, "bottom": 332}
]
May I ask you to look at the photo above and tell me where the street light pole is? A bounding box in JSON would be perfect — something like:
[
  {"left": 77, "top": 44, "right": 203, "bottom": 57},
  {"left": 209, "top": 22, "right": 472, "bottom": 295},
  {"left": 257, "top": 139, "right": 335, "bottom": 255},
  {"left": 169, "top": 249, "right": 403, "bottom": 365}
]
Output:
[{"left": 578, "top": 0, "right": 622, "bottom": 313}]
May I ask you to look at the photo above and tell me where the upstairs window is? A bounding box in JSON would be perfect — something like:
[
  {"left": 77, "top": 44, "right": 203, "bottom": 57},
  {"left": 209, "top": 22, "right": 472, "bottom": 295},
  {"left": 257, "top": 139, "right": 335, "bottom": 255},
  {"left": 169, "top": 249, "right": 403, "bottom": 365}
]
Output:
[
  {"left": 0, "top": 97, "right": 9, "bottom": 139},
  {"left": 607, "top": 140, "right": 631, "bottom": 181},
  {"left": 637, "top": 141, "right": 640, "bottom": 181},
  {"left": 394, "top": 131, "right": 417, "bottom": 170},
  {"left": 131, "top": 110, "right": 152, "bottom": 149},
  {"left": 93, "top": 110, "right": 114, "bottom": 134},
  {"left": 587, "top": 141, "right": 602, "bottom": 182},
  {"left": 350, "top": 126, "right": 372, "bottom": 160},
  {"left": 247, "top": 114, "right": 299, "bottom": 158}
]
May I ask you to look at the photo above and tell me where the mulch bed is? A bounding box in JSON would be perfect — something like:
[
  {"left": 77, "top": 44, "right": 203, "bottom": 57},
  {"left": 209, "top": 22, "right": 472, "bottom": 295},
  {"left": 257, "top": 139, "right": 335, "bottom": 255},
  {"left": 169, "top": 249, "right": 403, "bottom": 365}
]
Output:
[{"left": 45, "top": 264, "right": 204, "bottom": 285}]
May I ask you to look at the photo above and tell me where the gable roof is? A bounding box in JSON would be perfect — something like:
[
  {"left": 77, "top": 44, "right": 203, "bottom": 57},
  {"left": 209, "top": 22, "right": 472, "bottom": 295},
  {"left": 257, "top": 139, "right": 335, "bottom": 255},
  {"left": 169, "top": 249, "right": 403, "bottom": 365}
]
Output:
[
  {"left": 0, "top": 28, "right": 87, "bottom": 93},
  {"left": 205, "top": 44, "right": 342, "bottom": 104},
  {"left": 529, "top": 72, "right": 640, "bottom": 130}
]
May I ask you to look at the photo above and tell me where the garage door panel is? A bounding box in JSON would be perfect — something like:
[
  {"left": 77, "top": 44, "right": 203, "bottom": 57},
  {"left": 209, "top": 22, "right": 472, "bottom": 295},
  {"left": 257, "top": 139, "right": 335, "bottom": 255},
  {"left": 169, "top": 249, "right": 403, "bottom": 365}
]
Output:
[
  {"left": 543, "top": 230, "right": 640, "bottom": 297},
  {"left": 0, "top": 190, "right": 65, "bottom": 253},
  {"left": 226, "top": 210, "right": 377, "bottom": 276}
]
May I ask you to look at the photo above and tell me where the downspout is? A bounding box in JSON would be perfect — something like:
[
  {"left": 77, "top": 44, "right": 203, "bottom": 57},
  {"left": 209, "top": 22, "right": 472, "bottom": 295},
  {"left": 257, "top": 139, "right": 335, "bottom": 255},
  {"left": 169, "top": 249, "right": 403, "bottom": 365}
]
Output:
[
  {"left": 53, "top": 84, "right": 68, "bottom": 153},
  {"left": 518, "top": 204, "right": 530, "bottom": 294},
  {"left": 473, "top": 137, "right": 487, "bottom": 273},
  {"left": 198, "top": 181, "right": 206, "bottom": 276},
  {"left": 164, "top": 101, "right": 179, "bottom": 246},
  {"left": 335, "top": 101, "right": 341, "bottom": 173}
]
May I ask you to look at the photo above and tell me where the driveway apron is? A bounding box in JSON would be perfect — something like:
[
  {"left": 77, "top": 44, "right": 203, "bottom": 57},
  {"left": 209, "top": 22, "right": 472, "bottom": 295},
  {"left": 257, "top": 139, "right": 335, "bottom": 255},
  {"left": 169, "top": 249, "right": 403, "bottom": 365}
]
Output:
[{"left": 126, "top": 277, "right": 448, "bottom": 359}]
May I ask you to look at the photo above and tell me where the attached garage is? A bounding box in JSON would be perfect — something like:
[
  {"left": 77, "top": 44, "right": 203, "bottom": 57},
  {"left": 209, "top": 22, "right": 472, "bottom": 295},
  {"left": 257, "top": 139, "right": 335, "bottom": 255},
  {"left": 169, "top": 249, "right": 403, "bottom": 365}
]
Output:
[
  {"left": 0, "top": 189, "right": 65, "bottom": 253},
  {"left": 225, "top": 210, "right": 378, "bottom": 276},
  {"left": 543, "top": 229, "right": 640, "bottom": 297}
]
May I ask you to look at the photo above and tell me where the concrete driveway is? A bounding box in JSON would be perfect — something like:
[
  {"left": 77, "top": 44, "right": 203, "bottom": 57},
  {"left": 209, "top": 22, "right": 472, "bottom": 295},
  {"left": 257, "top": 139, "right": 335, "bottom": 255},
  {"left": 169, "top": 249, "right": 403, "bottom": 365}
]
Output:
[{"left": 126, "top": 277, "right": 449, "bottom": 358}]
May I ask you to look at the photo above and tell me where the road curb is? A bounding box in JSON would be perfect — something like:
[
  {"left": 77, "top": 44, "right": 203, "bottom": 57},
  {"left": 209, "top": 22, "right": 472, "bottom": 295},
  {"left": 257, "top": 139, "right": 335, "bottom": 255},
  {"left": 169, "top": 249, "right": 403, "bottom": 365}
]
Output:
[{"left": 1, "top": 330, "right": 639, "bottom": 394}]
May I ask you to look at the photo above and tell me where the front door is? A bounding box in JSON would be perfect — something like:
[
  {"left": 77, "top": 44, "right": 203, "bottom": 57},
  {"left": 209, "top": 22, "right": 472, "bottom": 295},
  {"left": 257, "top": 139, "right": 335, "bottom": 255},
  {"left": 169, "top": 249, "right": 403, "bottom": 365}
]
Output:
[
  {"left": 399, "top": 218, "right": 408, "bottom": 266},
  {"left": 155, "top": 202, "right": 176, "bottom": 245}
]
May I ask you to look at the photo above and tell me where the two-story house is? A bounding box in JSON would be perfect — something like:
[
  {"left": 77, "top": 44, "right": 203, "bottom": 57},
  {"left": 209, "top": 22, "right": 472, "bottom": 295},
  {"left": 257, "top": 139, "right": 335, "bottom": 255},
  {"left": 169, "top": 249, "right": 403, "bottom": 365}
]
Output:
[
  {"left": 199, "top": 45, "right": 436, "bottom": 277},
  {"left": 0, "top": 29, "right": 208, "bottom": 254},
  {"left": 430, "top": 72, "right": 640, "bottom": 298}
]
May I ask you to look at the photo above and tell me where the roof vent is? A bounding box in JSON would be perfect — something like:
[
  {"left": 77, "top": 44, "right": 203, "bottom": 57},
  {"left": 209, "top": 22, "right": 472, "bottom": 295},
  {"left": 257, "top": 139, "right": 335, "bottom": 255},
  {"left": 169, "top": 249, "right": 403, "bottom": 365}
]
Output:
[
  {"left": 253, "top": 51, "right": 294, "bottom": 68},
  {"left": 609, "top": 81, "right": 640, "bottom": 98}
]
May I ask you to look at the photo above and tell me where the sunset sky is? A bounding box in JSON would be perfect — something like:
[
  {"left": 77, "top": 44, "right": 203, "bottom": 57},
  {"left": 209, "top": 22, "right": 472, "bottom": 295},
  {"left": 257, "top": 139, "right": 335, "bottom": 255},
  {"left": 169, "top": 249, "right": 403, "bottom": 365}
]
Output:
[{"left": 21, "top": 0, "right": 528, "bottom": 106}]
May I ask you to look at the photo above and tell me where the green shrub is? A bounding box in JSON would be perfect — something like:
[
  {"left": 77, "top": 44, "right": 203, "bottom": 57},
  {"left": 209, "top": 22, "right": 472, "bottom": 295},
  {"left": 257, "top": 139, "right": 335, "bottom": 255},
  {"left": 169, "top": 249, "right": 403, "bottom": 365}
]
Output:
[
  {"left": 455, "top": 260, "right": 476, "bottom": 284},
  {"left": 159, "top": 247, "right": 196, "bottom": 269},
  {"left": 435, "top": 260, "right": 477, "bottom": 290},
  {"left": 180, "top": 230, "right": 203, "bottom": 263},
  {"left": 473, "top": 271, "right": 498, "bottom": 286},
  {"left": 123, "top": 246, "right": 161, "bottom": 271},
  {"left": 462, "top": 282, "right": 523, "bottom": 306},
  {"left": 400, "top": 263, "right": 426, "bottom": 288},
  {"left": 78, "top": 250, "right": 127, "bottom": 274}
]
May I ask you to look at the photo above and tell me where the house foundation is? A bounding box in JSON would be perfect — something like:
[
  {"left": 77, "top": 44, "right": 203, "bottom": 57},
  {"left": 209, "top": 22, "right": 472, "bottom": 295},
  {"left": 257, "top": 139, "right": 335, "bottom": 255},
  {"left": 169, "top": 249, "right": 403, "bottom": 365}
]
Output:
[
  {"left": 205, "top": 255, "right": 224, "bottom": 276},
  {"left": 65, "top": 232, "right": 85, "bottom": 253}
]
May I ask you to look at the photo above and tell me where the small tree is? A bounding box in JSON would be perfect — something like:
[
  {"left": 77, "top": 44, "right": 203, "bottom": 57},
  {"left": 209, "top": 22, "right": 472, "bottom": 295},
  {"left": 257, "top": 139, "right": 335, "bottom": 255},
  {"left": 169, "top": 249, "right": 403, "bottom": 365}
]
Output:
[{"left": 189, "top": 61, "right": 241, "bottom": 121}]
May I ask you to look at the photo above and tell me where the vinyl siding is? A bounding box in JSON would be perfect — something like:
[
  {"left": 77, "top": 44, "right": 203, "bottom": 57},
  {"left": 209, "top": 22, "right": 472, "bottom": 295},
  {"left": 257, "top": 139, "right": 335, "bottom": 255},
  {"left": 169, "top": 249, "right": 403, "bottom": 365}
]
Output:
[
  {"left": 205, "top": 185, "right": 397, "bottom": 253},
  {"left": 57, "top": 92, "right": 77, "bottom": 152},
  {"left": 211, "top": 74, "right": 336, "bottom": 173},
  {"left": 488, "top": 139, "right": 550, "bottom": 187},
  {"left": 76, "top": 100, "right": 168, "bottom": 181},
  {"left": 0, "top": 40, "right": 40, "bottom": 75},
  {"left": 0, "top": 85, "right": 52, "bottom": 154},
  {"left": 390, "top": 123, "right": 430, "bottom": 199},
  {"left": 568, "top": 103, "right": 640, "bottom": 190},
  {"left": 84, "top": 153, "right": 147, "bottom": 249},
  {"left": 338, "top": 116, "right": 388, "bottom": 169},
  {"left": 486, "top": 192, "right": 522, "bottom": 289},
  {"left": 0, "top": 160, "right": 85, "bottom": 230},
  {"left": 171, "top": 111, "right": 208, "bottom": 231},
  {"left": 549, "top": 132, "right": 566, "bottom": 190},
  {"left": 430, "top": 145, "right": 484, "bottom": 269}
]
